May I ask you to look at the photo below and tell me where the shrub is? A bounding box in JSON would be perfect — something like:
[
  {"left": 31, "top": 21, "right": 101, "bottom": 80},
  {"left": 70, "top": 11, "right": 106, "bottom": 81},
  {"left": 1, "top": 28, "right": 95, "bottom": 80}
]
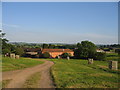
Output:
[
  {"left": 42, "top": 52, "right": 50, "bottom": 58},
  {"left": 115, "top": 49, "right": 120, "bottom": 54},
  {"left": 60, "top": 53, "right": 71, "bottom": 58},
  {"left": 94, "top": 52, "right": 106, "bottom": 60}
]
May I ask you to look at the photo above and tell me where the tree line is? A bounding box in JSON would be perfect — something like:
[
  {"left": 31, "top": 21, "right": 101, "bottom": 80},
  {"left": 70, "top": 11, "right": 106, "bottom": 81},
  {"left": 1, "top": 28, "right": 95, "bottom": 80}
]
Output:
[
  {"left": 1, "top": 30, "right": 119, "bottom": 60},
  {"left": 11, "top": 42, "right": 77, "bottom": 49}
]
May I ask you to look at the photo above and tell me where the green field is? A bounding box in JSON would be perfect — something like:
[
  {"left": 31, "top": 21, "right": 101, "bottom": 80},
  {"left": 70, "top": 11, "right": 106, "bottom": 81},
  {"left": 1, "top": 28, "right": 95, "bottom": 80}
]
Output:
[
  {"left": 106, "top": 53, "right": 119, "bottom": 61},
  {"left": 50, "top": 59, "right": 119, "bottom": 88},
  {"left": 1, "top": 53, "right": 119, "bottom": 88},
  {"left": 2, "top": 57, "right": 44, "bottom": 72}
]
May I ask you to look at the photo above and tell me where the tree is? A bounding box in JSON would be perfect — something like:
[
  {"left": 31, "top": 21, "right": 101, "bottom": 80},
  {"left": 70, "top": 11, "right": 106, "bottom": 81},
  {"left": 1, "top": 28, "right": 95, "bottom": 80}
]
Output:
[
  {"left": 42, "top": 44, "right": 49, "bottom": 49},
  {"left": 77, "top": 42, "right": 81, "bottom": 47},
  {"left": 74, "top": 41, "right": 97, "bottom": 59},
  {"left": 49, "top": 44, "right": 55, "bottom": 49},
  {"left": 0, "top": 30, "right": 22, "bottom": 55},
  {"left": 2, "top": 49, "right": 11, "bottom": 55},
  {"left": 0, "top": 30, "right": 9, "bottom": 50},
  {"left": 60, "top": 53, "right": 71, "bottom": 58},
  {"left": 14, "top": 47, "right": 24, "bottom": 56},
  {"left": 0, "top": 30, "right": 12, "bottom": 55},
  {"left": 74, "top": 48, "right": 81, "bottom": 59},
  {"left": 42, "top": 52, "right": 50, "bottom": 58}
]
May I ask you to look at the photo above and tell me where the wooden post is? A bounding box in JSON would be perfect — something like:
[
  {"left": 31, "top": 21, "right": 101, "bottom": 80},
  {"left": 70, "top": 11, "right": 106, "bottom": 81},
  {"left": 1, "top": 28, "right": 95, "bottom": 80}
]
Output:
[
  {"left": 15, "top": 55, "right": 20, "bottom": 59},
  {"left": 109, "top": 61, "right": 118, "bottom": 70},
  {"left": 58, "top": 55, "right": 60, "bottom": 59},
  {"left": 88, "top": 58, "right": 93, "bottom": 64},
  {"left": 10, "top": 53, "right": 15, "bottom": 59},
  {"left": 4, "top": 54, "right": 7, "bottom": 57},
  {"left": 67, "top": 56, "right": 70, "bottom": 60}
]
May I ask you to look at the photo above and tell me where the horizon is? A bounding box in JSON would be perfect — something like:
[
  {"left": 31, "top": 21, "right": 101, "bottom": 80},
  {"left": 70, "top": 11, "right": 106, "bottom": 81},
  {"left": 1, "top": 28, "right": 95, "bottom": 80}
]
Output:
[
  {"left": 2, "top": 2, "right": 118, "bottom": 44},
  {"left": 9, "top": 41, "right": 119, "bottom": 45}
]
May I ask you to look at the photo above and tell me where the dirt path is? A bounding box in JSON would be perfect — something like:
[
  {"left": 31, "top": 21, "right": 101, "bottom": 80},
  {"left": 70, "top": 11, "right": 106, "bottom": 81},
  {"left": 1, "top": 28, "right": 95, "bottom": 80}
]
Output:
[{"left": 2, "top": 60, "right": 55, "bottom": 88}]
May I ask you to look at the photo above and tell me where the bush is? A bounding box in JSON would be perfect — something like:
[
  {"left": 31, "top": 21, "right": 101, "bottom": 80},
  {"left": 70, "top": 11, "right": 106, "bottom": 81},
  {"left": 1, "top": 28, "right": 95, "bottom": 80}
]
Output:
[
  {"left": 94, "top": 52, "right": 106, "bottom": 60},
  {"left": 115, "top": 49, "right": 120, "bottom": 54},
  {"left": 42, "top": 52, "right": 50, "bottom": 58},
  {"left": 60, "top": 53, "right": 71, "bottom": 58}
]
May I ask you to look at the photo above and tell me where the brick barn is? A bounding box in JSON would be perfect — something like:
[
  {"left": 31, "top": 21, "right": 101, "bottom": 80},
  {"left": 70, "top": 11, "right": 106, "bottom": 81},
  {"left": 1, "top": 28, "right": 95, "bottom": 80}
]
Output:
[{"left": 42, "top": 49, "right": 74, "bottom": 58}]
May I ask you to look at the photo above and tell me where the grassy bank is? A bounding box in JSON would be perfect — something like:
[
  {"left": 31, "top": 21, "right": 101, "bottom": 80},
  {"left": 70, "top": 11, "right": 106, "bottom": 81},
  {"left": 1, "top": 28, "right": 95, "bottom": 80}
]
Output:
[
  {"left": 2, "top": 57, "right": 44, "bottom": 72},
  {"left": 50, "top": 59, "right": 119, "bottom": 88},
  {"left": 1, "top": 79, "right": 11, "bottom": 88}
]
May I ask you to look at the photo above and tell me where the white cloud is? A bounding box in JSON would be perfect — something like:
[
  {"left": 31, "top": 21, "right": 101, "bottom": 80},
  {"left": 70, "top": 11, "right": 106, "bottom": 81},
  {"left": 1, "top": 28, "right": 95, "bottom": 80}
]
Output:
[{"left": 2, "top": 23, "right": 20, "bottom": 28}]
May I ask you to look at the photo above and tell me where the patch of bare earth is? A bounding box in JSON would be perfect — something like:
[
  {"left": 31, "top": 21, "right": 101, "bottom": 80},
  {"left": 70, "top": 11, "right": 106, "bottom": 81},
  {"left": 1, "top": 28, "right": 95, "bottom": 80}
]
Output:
[
  {"left": 97, "top": 65, "right": 108, "bottom": 69},
  {"left": 2, "top": 60, "right": 55, "bottom": 88}
]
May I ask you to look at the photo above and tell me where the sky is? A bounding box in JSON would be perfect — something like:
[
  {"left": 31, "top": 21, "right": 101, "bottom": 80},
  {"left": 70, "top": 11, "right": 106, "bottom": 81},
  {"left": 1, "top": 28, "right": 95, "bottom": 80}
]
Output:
[
  {"left": 0, "top": 2, "right": 2, "bottom": 30},
  {"left": 1, "top": 0, "right": 120, "bottom": 2},
  {"left": 2, "top": 2, "right": 118, "bottom": 44}
]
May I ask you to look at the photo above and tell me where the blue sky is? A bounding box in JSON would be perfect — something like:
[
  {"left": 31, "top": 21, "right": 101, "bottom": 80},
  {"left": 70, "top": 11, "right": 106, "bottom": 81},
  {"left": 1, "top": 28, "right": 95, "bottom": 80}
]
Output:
[{"left": 2, "top": 2, "right": 118, "bottom": 44}]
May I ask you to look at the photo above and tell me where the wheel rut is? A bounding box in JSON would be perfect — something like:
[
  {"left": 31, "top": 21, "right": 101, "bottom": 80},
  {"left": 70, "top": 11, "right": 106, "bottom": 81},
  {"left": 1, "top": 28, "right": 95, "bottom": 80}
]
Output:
[{"left": 2, "top": 60, "right": 55, "bottom": 88}]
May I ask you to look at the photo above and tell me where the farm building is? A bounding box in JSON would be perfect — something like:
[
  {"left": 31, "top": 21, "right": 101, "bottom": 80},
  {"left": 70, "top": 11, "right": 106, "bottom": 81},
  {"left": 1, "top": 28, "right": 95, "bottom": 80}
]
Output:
[
  {"left": 96, "top": 49, "right": 105, "bottom": 52},
  {"left": 42, "top": 49, "right": 74, "bottom": 58},
  {"left": 24, "top": 48, "right": 74, "bottom": 58},
  {"left": 24, "top": 48, "right": 41, "bottom": 57}
]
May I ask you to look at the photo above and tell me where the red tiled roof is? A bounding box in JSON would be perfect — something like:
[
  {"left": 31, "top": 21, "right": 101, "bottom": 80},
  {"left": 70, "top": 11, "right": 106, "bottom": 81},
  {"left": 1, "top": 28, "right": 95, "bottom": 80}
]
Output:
[{"left": 42, "top": 49, "right": 73, "bottom": 53}]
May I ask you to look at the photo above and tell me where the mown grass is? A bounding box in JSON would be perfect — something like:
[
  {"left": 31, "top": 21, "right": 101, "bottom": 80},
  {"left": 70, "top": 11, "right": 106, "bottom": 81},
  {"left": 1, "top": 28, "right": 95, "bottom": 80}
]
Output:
[
  {"left": 23, "top": 72, "right": 41, "bottom": 88},
  {"left": 106, "top": 53, "right": 119, "bottom": 61},
  {"left": 2, "top": 57, "right": 44, "bottom": 72},
  {"left": 50, "top": 59, "right": 119, "bottom": 88}
]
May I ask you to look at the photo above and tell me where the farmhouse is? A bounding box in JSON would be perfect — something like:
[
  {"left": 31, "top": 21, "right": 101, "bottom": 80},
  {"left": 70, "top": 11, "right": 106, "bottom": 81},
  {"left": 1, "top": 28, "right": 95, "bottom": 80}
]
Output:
[
  {"left": 24, "top": 48, "right": 74, "bottom": 58},
  {"left": 24, "top": 48, "right": 41, "bottom": 57},
  {"left": 96, "top": 49, "right": 105, "bottom": 52},
  {"left": 42, "top": 49, "right": 74, "bottom": 58}
]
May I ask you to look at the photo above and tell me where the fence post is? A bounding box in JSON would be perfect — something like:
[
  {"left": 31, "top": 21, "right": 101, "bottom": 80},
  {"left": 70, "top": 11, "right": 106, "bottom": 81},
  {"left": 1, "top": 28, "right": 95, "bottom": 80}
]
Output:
[
  {"left": 67, "top": 56, "right": 70, "bottom": 60},
  {"left": 109, "top": 61, "right": 118, "bottom": 70},
  {"left": 88, "top": 58, "right": 93, "bottom": 64},
  {"left": 10, "top": 53, "right": 15, "bottom": 59},
  {"left": 15, "top": 55, "right": 20, "bottom": 59}
]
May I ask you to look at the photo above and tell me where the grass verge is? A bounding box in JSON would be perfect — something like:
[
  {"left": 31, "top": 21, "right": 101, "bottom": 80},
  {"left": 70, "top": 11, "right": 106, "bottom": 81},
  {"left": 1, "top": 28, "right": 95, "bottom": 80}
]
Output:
[{"left": 1, "top": 79, "right": 12, "bottom": 88}]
